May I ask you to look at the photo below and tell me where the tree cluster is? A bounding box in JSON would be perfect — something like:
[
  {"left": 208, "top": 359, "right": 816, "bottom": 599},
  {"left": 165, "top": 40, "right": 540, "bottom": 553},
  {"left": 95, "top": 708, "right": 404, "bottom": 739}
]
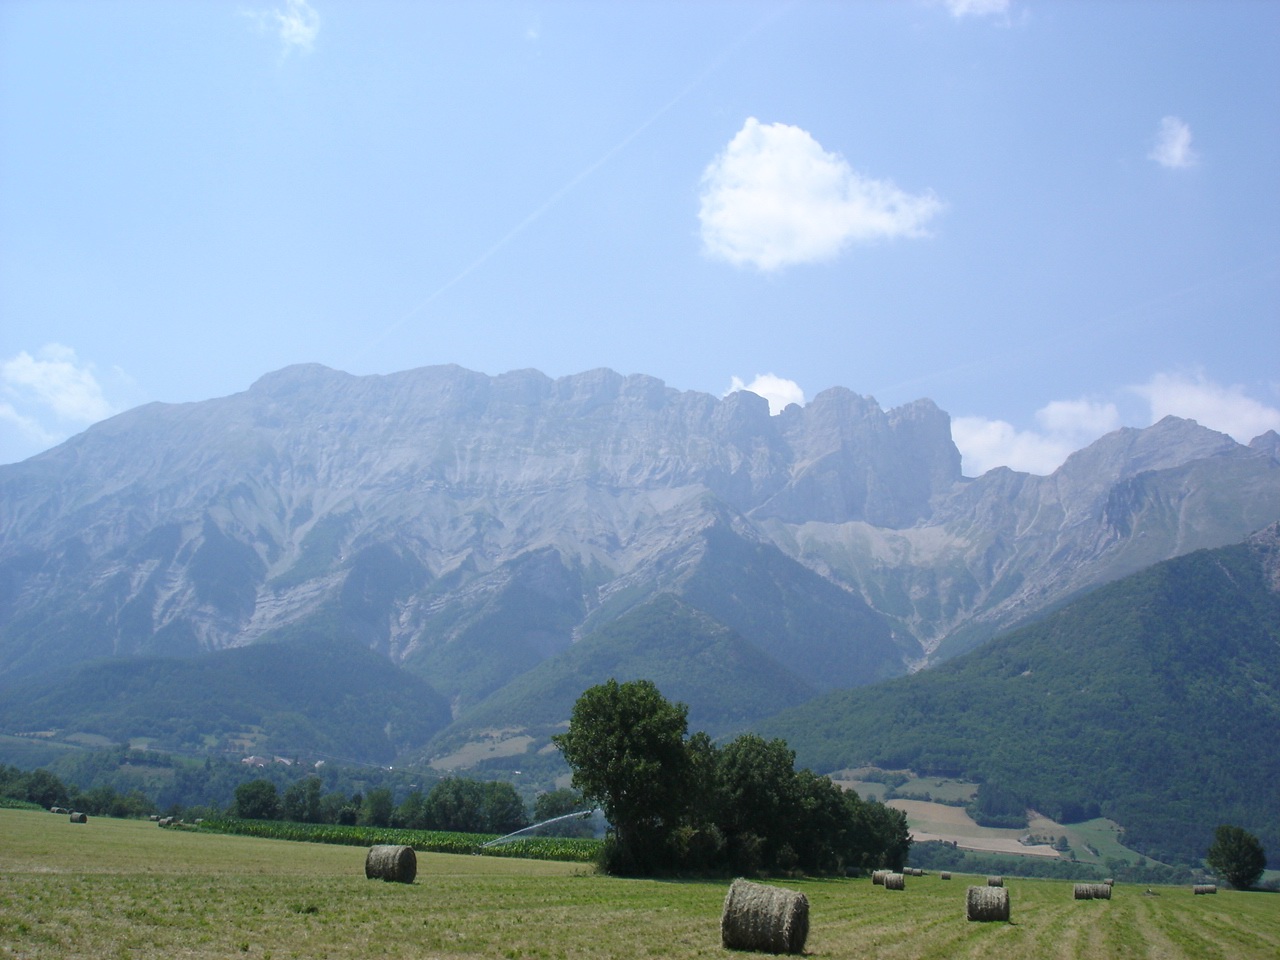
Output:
[
  {"left": 553, "top": 679, "right": 911, "bottom": 876},
  {"left": 233, "top": 775, "right": 528, "bottom": 834},
  {"left": 0, "top": 763, "right": 151, "bottom": 819}
]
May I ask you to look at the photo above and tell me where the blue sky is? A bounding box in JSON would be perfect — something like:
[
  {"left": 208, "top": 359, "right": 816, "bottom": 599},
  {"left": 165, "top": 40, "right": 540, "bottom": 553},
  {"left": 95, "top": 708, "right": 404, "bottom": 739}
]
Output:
[{"left": 2, "top": 0, "right": 1277, "bottom": 474}]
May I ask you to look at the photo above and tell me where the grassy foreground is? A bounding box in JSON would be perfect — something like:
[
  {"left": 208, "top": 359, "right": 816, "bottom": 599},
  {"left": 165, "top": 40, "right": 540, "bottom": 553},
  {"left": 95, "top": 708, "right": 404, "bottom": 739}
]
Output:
[{"left": 1, "top": 809, "right": 1276, "bottom": 960}]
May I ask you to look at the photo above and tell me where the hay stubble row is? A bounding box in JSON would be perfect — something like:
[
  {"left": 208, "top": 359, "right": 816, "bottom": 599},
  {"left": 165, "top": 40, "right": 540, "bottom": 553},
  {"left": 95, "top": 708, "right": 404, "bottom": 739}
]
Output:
[{"left": 1, "top": 810, "right": 1275, "bottom": 960}]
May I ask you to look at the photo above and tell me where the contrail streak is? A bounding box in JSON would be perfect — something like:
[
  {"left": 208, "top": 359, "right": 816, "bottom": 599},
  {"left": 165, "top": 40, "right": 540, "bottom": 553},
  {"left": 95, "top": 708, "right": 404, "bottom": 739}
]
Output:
[{"left": 351, "top": 4, "right": 793, "bottom": 364}]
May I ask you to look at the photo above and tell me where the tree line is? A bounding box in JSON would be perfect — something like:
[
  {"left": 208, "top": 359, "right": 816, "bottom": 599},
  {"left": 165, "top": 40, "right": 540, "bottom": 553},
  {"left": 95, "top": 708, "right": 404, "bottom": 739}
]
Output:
[
  {"left": 0, "top": 760, "right": 578, "bottom": 837},
  {"left": 231, "top": 774, "right": 544, "bottom": 835},
  {"left": 553, "top": 678, "right": 912, "bottom": 876}
]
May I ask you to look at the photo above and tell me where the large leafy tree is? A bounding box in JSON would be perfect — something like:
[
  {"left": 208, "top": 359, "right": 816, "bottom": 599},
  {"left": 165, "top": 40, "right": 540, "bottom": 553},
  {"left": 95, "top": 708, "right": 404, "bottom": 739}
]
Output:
[
  {"left": 1205, "top": 824, "right": 1266, "bottom": 889},
  {"left": 552, "top": 678, "right": 691, "bottom": 874},
  {"left": 234, "top": 779, "right": 280, "bottom": 820},
  {"left": 716, "top": 734, "right": 801, "bottom": 872}
]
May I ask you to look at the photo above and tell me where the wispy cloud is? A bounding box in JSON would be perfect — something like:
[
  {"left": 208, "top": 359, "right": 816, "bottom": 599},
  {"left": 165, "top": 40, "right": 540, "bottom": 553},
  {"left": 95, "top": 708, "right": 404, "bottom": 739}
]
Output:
[
  {"left": 725, "top": 373, "right": 805, "bottom": 415},
  {"left": 951, "top": 372, "right": 1280, "bottom": 477},
  {"left": 952, "top": 398, "right": 1121, "bottom": 476},
  {"left": 1131, "top": 371, "right": 1280, "bottom": 442},
  {"left": 2, "top": 344, "right": 115, "bottom": 424},
  {"left": 1149, "top": 116, "right": 1198, "bottom": 169},
  {"left": 943, "top": 0, "right": 1011, "bottom": 19},
  {"left": 698, "top": 118, "right": 943, "bottom": 272},
  {"left": 0, "top": 344, "right": 120, "bottom": 463},
  {"left": 245, "top": 0, "right": 320, "bottom": 55}
]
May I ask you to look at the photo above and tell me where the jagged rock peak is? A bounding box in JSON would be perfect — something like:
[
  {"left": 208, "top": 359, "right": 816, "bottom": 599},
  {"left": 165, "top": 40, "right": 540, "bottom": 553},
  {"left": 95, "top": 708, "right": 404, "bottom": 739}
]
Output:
[{"left": 1250, "top": 430, "right": 1280, "bottom": 462}]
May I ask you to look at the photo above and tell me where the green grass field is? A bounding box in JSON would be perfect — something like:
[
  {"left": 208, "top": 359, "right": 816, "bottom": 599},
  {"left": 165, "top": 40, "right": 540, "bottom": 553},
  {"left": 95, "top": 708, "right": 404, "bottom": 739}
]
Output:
[{"left": 1, "top": 808, "right": 1276, "bottom": 959}]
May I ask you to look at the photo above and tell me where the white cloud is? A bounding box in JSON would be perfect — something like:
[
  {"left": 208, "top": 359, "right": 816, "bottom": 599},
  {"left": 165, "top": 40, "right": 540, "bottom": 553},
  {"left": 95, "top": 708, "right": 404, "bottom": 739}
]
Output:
[
  {"left": 698, "top": 118, "right": 943, "bottom": 271},
  {"left": 0, "top": 344, "right": 124, "bottom": 464},
  {"left": 0, "top": 401, "right": 59, "bottom": 449},
  {"left": 2, "top": 344, "right": 116, "bottom": 424},
  {"left": 944, "top": 0, "right": 1010, "bottom": 18},
  {"left": 1131, "top": 372, "right": 1280, "bottom": 442},
  {"left": 1149, "top": 116, "right": 1198, "bottom": 169},
  {"left": 245, "top": 0, "right": 320, "bottom": 54},
  {"left": 952, "top": 398, "right": 1121, "bottom": 476},
  {"left": 726, "top": 373, "right": 805, "bottom": 415}
]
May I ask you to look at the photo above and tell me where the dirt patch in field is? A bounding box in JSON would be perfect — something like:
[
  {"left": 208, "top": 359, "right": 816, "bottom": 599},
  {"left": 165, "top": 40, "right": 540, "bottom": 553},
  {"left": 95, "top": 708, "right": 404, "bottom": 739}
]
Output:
[
  {"left": 887, "top": 798, "right": 1062, "bottom": 859},
  {"left": 907, "top": 830, "right": 1062, "bottom": 857},
  {"left": 430, "top": 732, "right": 534, "bottom": 771}
]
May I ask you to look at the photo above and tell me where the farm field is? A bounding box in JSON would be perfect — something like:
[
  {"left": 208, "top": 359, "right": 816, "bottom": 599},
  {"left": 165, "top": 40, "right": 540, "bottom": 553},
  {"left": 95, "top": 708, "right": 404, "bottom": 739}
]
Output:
[{"left": 1, "top": 809, "right": 1277, "bottom": 960}]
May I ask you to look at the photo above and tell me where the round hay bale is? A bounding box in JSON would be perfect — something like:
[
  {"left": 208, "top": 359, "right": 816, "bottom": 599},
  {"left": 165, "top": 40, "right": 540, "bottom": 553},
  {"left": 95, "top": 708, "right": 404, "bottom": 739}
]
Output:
[
  {"left": 1073, "top": 883, "right": 1112, "bottom": 900},
  {"left": 940, "top": 872, "right": 952, "bottom": 880},
  {"left": 364, "top": 845, "right": 417, "bottom": 884},
  {"left": 68, "top": 811, "right": 87, "bottom": 824},
  {"left": 871, "top": 870, "right": 888, "bottom": 885},
  {"left": 158, "top": 817, "right": 173, "bottom": 827},
  {"left": 1104, "top": 878, "right": 1114, "bottom": 886},
  {"left": 721, "top": 878, "right": 809, "bottom": 955},
  {"left": 883, "top": 872, "right": 905, "bottom": 890},
  {"left": 1193, "top": 884, "right": 1217, "bottom": 895},
  {"left": 986, "top": 875, "right": 1004, "bottom": 887},
  {"left": 966, "top": 885, "right": 1011, "bottom": 922}
]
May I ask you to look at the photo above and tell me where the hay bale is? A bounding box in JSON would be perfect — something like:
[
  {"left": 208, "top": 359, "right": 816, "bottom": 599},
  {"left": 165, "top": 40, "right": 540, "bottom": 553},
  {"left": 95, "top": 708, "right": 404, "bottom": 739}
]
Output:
[
  {"left": 68, "top": 811, "right": 87, "bottom": 823},
  {"left": 1193, "top": 884, "right": 1217, "bottom": 895},
  {"left": 966, "top": 885, "right": 1011, "bottom": 922},
  {"left": 883, "top": 873, "right": 905, "bottom": 890},
  {"left": 364, "top": 845, "right": 417, "bottom": 884},
  {"left": 940, "top": 872, "right": 952, "bottom": 880},
  {"left": 721, "top": 878, "right": 809, "bottom": 955},
  {"left": 1104, "top": 878, "right": 1114, "bottom": 886},
  {"left": 986, "top": 875, "right": 1003, "bottom": 887},
  {"left": 871, "top": 869, "right": 889, "bottom": 885},
  {"left": 1074, "top": 883, "right": 1112, "bottom": 900}
]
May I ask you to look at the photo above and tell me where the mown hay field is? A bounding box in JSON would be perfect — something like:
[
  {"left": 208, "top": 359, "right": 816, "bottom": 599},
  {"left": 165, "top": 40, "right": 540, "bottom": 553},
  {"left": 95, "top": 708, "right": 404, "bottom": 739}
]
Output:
[{"left": 1, "top": 808, "right": 1276, "bottom": 959}]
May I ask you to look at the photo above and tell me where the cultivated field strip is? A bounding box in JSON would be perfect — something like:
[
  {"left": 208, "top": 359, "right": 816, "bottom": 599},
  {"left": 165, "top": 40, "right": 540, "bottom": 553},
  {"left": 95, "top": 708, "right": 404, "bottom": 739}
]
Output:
[{"left": 1, "top": 810, "right": 1275, "bottom": 960}]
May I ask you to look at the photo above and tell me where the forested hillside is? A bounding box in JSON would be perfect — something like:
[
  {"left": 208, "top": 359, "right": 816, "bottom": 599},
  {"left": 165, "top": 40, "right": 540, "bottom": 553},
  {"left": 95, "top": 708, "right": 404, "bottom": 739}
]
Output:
[{"left": 761, "top": 523, "right": 1280, "bottom": 866}]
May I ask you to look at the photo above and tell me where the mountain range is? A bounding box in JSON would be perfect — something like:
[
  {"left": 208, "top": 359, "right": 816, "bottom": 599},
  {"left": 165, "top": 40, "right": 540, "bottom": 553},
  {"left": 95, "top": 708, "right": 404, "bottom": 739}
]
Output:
[{"left": 1, "top": 363, "right": 1278, "bottom": 772}]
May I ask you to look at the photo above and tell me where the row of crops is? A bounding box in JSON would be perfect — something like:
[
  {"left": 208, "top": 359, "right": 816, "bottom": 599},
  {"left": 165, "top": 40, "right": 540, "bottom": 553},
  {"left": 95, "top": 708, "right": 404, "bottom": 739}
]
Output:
[{"left": 183, "top": 817, "right": 602, "bottom": 863}]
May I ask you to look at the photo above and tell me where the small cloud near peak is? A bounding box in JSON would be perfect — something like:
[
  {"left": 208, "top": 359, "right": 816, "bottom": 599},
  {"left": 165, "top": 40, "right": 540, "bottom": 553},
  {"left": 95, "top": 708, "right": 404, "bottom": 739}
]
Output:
[
  {"left": 1149, "top": 116, "right": 1198, "bottom": 169},
  {"left": 726, "top": 374, "right": 805, "bottom": 415},
  {"left": 944, "top": 0, "right": 1011, "bottom": 18},
  {"left": 245, "top": 0, "right": 320, "bottom": 55}
]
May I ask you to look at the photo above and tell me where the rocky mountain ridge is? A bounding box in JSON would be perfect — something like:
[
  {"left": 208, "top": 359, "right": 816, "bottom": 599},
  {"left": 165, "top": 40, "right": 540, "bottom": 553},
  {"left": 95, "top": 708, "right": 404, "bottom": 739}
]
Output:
[{"left": 2, "top": 364, "right": 1278, "bottom": 728}]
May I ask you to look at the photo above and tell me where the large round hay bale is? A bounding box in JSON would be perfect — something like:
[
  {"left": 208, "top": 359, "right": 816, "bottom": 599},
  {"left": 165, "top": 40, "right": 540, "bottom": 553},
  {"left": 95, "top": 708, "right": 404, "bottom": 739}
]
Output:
[
  {"left": 720, "top": 878, "right": 809, "bottom": 955},
  {"left": 1074, "top": 883, "right": 1112, "bottom": 900},
  {"left": 986, "top": 875, "right": 1004, "bottom": 887},
  {"left": 68, "top": 811, "right": 87, "bottom": 824},
  {"left": 364, "top": 845, "right": 417, "bottom": 884},
  {"left": 871, "top": 870, "right": 888, "bottom": 886},
  {"left": 1193, "top": 884, "right": 1217, "bottom": 895},
  {"left": 966, "top": 885, "right": 1011, "bottom": 922},
  {"left": 883, "top": 872, "right": 905, "bottom": 890},
  {"left": 940, "top": 872, "right": 952, "bottom": 880}
]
